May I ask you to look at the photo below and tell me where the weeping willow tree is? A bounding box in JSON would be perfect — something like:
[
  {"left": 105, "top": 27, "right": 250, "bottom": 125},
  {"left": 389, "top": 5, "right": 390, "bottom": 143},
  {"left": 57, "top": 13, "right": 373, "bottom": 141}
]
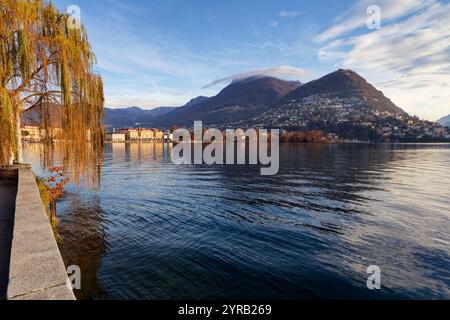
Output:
[{"left": 0, "top": 0, "right": 104, "bottom": 185}]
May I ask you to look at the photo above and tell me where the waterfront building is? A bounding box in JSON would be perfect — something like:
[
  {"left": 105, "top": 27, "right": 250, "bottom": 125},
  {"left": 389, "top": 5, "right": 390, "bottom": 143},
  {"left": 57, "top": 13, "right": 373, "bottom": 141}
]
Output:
[
  {"left": 154, "top": 130, "right": 164, "bottom": 140},
  {"left": 118, "top": 128, "right": 140, "bottom": 141},
  {"left": 140, "top": 129, "right": 155, "bottom": 141},
  {"left": 164, "top": 132, "right": 174, "bottom": 142},
  {"left": 106, "top": 132, "right": 126, "bottom": 142},
  {"left": 22, "top": 126, "right": 63, "bottom": 142},
  {"left": 22, "top": 125, "right": 43, "bottom": 141},
  {"left": 114, "top": 128, "right": 165, "bottom": 141}
]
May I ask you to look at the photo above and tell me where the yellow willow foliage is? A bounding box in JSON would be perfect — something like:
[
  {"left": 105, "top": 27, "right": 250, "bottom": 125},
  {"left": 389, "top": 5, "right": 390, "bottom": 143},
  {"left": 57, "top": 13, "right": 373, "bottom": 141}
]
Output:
[
  {"left": 0, "top": 0, "right": 104, "bottom": 186},
  {"left": 0, "top": 87, "right": 16, "bottom": 164}
]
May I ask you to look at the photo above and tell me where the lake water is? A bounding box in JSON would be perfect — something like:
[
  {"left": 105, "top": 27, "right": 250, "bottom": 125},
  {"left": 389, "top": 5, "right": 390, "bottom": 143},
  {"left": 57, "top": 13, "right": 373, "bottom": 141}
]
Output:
[{"left": 23, "top": 143, "right": 450, "bottom": 300}]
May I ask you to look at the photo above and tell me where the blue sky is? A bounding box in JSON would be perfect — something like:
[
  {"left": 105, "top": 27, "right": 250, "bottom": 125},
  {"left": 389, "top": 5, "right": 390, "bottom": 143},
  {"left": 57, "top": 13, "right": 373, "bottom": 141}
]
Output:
[{"left": 53, "top": 0, "right": 450, "bottom": 120}]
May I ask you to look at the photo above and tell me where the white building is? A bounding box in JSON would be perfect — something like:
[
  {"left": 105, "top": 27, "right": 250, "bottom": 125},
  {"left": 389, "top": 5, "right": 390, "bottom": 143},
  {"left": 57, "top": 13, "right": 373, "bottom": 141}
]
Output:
[
  {"left": 106, "top": 132, "right": 126, "bottom": 142},
  {"left": 164, "top": 132, "right": 174, "bottom": 142}
]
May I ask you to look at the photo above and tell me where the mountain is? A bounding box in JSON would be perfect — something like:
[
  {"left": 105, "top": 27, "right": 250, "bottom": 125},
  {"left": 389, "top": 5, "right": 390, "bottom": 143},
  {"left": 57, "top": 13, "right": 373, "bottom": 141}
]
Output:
[
  {"left": 279, "top": 69, "right": 407, "bottom": 115},
  {"left": 437, "top": 114, "right": 450, "bottom": 127},
  {"left": 153, "top": 76, "right": 302, "bottom": 127},
  {"left": 103, "top": 106, "right": 175, "bottom": 128},
  {"left": 185, "top": 96, "right": 209, "bottom": 108},
  {"left": 154, "top": 69, "right": 407, "bottom": 128},
  {"left": 240, "top": 69, "right": 411, "bottom": 140}
]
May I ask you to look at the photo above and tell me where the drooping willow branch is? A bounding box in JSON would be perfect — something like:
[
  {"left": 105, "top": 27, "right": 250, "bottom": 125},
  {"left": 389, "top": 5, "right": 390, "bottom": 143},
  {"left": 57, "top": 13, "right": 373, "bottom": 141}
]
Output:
[{"left": 0, "top": 0, "right": 104, "bottom": 186}]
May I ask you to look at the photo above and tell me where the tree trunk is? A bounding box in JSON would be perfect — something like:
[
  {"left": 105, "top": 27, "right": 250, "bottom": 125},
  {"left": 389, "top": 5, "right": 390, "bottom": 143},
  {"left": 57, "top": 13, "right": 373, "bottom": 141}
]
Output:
[
  {"left": 8, "top": 149, "right": 14, "bottom": 166},
  {"left": 14, "top": 109, "right": 23, "bottom": 164}
]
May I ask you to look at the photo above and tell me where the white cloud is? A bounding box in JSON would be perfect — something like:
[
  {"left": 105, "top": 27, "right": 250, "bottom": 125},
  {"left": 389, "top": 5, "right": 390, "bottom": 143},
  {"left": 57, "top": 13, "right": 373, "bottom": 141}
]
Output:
[
  {"left": 317, "top": 0, "right": 450, "bottom": 120},
  {"left": 203, "top": 65, "right": 307, "bottom": 88},
  {"left": 269, "top": 10, "right": 302, "bottom": 29},
  {"left": 316, "top": 0, "right": 431, "bottom": 42},
  {"left": 278, "top": 10, "right": 302, "bottom": 18}
]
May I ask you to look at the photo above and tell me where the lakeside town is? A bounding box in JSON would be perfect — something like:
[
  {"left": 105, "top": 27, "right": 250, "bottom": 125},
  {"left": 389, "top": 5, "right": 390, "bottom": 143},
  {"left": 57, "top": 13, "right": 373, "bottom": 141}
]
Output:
[
  {"left": 21, "top": 126, "right": 175, "bottom": 143},
  {"left": 227, "top": 95, "right": 450, "bottom": 142},
  {"left": 21, "top": 114, "right": 450, "bottom": 144}
]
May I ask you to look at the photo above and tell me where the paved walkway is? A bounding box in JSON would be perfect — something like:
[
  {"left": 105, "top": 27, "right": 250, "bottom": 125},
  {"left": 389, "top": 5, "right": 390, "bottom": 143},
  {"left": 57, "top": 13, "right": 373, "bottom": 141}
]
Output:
[
  {"left": 7, "top": 169, "right": 75, "bottom": 300},
  {"left": 0, "top": 178, "right": 17, "bottom": 300}
]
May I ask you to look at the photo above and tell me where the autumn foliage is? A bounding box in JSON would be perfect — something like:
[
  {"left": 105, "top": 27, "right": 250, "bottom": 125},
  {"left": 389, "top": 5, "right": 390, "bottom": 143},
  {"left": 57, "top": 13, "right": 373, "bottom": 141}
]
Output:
[
  {"left": 1, "top": 0, "right": 104, "bottom": 185},
  {"left": 43, "top": 166, "right": 69, "bottom": 222},
  {"left": 280, "top": 130, "right": 325, "bottom": 143}
]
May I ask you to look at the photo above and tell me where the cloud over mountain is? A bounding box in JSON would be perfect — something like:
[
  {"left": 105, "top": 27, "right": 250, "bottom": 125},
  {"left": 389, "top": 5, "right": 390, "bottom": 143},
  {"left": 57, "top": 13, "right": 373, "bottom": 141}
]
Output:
[{"left": 203, "top": 65, "right": 307, "bottom": 88}]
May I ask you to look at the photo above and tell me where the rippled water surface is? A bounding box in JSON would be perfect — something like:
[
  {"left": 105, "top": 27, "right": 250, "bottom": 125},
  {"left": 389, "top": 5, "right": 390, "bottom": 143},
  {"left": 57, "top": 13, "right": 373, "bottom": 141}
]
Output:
[{"left": 24, "top": 143, "right": 450, "bottom": 299}]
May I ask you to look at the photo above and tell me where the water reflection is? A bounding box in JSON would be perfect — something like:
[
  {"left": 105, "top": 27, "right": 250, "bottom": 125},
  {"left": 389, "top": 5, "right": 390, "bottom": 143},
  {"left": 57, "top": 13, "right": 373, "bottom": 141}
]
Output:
[
  {"left": 57, "top": 194, "right": 109, "bottom": 300},
  {"left": 23, "top": 142, "right": 450, "bottom": 299}
]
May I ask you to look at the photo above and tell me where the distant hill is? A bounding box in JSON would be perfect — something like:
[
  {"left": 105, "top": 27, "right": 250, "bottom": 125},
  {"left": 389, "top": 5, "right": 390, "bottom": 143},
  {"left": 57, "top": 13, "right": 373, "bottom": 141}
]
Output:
[
  {"left": 437, "top": 114, "right": 450, "bottom": 127},
  {"left": 22, "top": 104, "right": 176, "bottom": 129},
  {"left": 279, "top": 69, "right": 407, "bottom": 115},
  {"left": 185, "top": 96, "right": 209, "bottom": 108},
  {"left": 103, "top": 106, "right": 175, "bottom": 128},
  {"left": 152, "top": 76, "right": 302, "bottom": 127}
]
